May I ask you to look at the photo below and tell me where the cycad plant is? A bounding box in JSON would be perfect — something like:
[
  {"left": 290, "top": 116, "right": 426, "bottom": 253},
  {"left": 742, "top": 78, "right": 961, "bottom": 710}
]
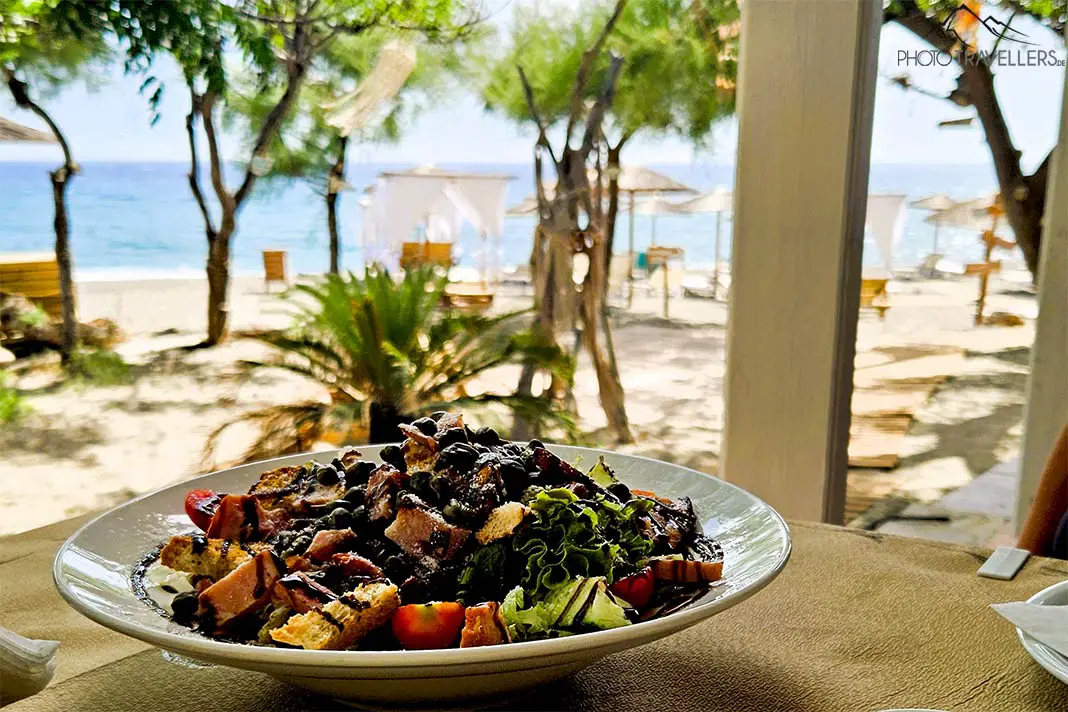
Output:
[{"left": 207, "top": 266, "right": 574, "bottom": 464}]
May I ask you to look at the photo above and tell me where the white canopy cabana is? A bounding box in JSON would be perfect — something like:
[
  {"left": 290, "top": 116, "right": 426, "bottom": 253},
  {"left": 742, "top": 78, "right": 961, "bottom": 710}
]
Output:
[
  {"left": 864, "top": 194, "right": 907, "bottom": 276},
  {"left": 672, "top": 187, "right": 733, "bottom": 298},
  {"left": 362, "top": 166, "right": 513, "bottom": 282}
]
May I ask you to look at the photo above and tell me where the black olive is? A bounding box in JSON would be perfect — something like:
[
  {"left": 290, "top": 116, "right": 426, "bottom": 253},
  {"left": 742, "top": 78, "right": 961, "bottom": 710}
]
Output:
[
  {"left": 291, "top": 534, "right": 312, "bottom": 553},
  {"left": 171, "top": 591, "right": 199, "bottom": 624},
  {"left": 330, "top": 507, "right": 352, "bottom": 529},
  {"left": 347, "top": 460, "right": 378, "bottom": 483},
  {"left": 412, "top": 417, "right": 438, "bottom": 436},
  {"left": 436, "top": 427, "right": 469, "bottom": 448},
  {"left": 430, "top": 411, "right": 447, "bottom": 421},
  {"left": 342, "top": 486, "right": 366, "bottom": 506},
  {"left": 528, "top": 439, "right": 545, "bottom": 450},
  {"left": 608, "top": 482, "right": 632, "bottom": 501},
  {"left": 429, "top": 473, "right": 452, "bottom": 502},
  {"left": 499, "top": 458, "right": 529, "bottom": 498},
  {"left": 316, "top": 464, "right": 340, "bottom": 486},
  {"left": 330, "top": 457, "right": 347, "bottom": 473},
  {"left": 408, "top": 470, "right": 431, "bottom": 493},
  {"left": 348, "top": 505, "right": 367, "bottom": 523},
  {"left": 472, "top": 426, "right": 502, "bottom": 446},
  {"left": 438, "top": 442, "right": 479, "bottom": 470},
  {"left": 379, "top": 445, "right": 404, "bottom": 470}
]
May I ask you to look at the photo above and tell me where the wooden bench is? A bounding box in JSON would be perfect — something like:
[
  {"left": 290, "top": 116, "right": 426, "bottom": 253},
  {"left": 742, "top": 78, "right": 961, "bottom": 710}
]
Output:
[
  {"left": 399, "top": 241, "right": 453, "bottom": 270},
  {"left": 0, "top": 252, "right": 63, "bottom": 320},
  {"left": 441, "top": 284, "right": 494, "bottom": 312},
  {"left": 262, "top": 249, "right": 288, "bottom": 292},
  {"left": 859, "top": 278, "right": 890, "bottom": 320}
]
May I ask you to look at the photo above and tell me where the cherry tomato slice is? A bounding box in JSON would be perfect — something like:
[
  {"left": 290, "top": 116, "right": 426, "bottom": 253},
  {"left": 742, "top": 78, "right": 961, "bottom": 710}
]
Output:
[
  {"left": 610, "top": 565, "right": 655, "bottom": 609},
  {"left": 184, "top": 489, "right": 222, "bottom": 532},
  {"left": 391, "top": 602, "right": 466, "bottom": 650}
]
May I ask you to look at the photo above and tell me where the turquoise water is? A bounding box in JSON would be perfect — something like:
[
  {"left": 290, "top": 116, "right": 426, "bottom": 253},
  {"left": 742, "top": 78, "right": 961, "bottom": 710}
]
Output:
[{"left": 0, "top": 161, "right": 1005, "bottom": 280}]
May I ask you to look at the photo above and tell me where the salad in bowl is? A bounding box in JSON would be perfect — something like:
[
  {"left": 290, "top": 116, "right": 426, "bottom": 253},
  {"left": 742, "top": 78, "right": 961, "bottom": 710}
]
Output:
[{"left": 136, "top": 412, "right": 725, "bottom": 652}]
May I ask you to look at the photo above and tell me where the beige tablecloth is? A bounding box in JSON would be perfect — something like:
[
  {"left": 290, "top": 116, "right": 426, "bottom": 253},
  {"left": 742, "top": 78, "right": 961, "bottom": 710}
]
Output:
[{"left": 2, "top": 515, "right": 1067, "bottom": 711}]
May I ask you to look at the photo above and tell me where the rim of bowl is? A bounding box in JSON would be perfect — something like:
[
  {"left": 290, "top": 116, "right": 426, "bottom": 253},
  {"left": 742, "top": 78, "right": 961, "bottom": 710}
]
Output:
[
  {"left": 54, "top": 444, "right": 792, "bottom": 669},
  {"left": 1016, "top": 579, "right": 1068, "bottom": 682}
]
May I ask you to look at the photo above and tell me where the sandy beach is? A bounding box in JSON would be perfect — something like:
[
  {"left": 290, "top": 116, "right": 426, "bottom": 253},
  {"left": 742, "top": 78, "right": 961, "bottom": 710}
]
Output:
[{"left": 0, "top": 270, "right": 1037, "bottom": 536}]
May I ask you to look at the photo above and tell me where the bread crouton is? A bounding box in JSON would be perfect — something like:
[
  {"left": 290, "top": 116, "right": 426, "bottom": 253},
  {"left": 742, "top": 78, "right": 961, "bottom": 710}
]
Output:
[
  {"left": 269, "top": 581, "right": 400, "bottom": 650},
  {"left": 246, "top": 465, "right": 306, "bottom": 505},
  {"left": 475, "top": 502, "right": 532, "bottom": 544},
  {"left": 459, "top": 602, "right": 510, "bottom": 648},
  {"left": 649, "top": 557, "right": 723, "bottom": 584},
  {"left": 199, "top": 551, "right": 281, "bottom": 630},
  {"left": 160, "top": 535, "right": 266, "bottom": 579}
]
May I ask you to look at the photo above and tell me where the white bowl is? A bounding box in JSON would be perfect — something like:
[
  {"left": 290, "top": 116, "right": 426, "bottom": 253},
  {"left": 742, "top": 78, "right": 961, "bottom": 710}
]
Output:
[
  {"left": 1017, "top": 579, "right": 1068, "bottom": 685},
  {"left": 54, "top": 445, "right": 791, "bottom": 707}
]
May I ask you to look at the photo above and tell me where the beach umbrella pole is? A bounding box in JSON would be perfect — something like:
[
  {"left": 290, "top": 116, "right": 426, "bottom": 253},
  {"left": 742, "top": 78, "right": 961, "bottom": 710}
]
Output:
[{"left": 713, "top": 211, "right": 722, "bottom": 300}]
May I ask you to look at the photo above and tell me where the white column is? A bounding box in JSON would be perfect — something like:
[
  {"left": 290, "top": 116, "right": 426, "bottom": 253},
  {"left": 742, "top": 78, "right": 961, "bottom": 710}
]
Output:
[
  {"left": 1016, "top": 30, "right": 1068, "bottom": 532},
  {"left": 721, "top": 0, "right": 881, "bottom": 523}
]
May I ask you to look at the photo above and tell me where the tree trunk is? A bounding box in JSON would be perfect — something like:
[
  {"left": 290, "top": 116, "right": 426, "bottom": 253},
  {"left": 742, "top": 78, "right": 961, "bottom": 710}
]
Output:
[
  {"left": 50, "top": 169, "right": 77, "bottom": 361},
  {"left": 369, "top": 401, "right": 408, "bottom": 443},
  {"left": 5, "top": 69, "right": 79, "bottom": 362},
  {"left": 326, "top": 135, "right": 349, "bottom": 275},
  {"left": 602, "top": 141, "right": 624, "bottom": 299},
  {"left": 205, "top": 215, "right": 234, "bottom": 346},
  {"left": 888, "top": 3, "right": 1056, "bottom": 280},
  {"left": 582, "top": 225, "right": 632, "bottom": 443}
]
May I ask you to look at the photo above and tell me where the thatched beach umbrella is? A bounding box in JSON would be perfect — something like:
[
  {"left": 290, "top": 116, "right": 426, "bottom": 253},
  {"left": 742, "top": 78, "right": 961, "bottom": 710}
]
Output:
[
  {"left": 911, "top": 193, "right": 957, "bottom": 254},
  {"left": 673, "top": 187, "right": 733, "bottom": 298},
  {"left": 0, "top": 116, "right": 55, "bottom": 143}
]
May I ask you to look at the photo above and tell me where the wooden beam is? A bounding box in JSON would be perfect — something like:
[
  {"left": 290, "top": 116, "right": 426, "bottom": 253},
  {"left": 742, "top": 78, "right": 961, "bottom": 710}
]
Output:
[
  {"left": 1016, "top": 25, "right": 1068, "bottom": 532},
  {"left": 721, "top": 0, "right": 881, "bottom": 523}
]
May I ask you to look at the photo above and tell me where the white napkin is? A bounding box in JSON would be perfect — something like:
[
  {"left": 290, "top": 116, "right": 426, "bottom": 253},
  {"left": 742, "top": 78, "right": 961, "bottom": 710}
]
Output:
[
  {"left": 991, "top": 601, "right": 1068, "bottom": 657},
  {"left": 0, "top": 626, "right": 59, "bottom": 704}
]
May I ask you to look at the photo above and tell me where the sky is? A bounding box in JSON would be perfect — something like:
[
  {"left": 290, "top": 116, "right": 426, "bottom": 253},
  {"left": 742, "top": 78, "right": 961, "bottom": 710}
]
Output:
[{"left": 1, "top": 13, "right": 1064, "bottom": 169}]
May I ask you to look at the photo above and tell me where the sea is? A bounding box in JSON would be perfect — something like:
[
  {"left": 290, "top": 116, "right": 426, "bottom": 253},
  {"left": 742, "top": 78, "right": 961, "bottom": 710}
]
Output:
[{"left": 0, "top": 161, "right": 1010, "bottom": 281}]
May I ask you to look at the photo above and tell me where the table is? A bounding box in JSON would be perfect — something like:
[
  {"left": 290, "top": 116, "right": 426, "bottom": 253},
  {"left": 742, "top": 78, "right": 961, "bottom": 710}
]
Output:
[{"left": 3, "top": 515, "right": 1067, "bottom": 711}]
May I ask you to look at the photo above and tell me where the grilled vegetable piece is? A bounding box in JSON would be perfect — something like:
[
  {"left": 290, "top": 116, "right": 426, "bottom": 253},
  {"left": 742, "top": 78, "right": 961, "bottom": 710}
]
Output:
[
  {"left": 400, "top": 424, "right": 439, "bottom": 472},
  {"left": 609, "top": 566, "right": 655, "bottom": 609},
  {"left": 304, "top": 529, "right": 357, "bottom": 563},
  {"left": 246, "top": 465, "right": 307, "bottom": 507},
  {"left": 246, "top": 463, "right": 346, "bottom": 512},
  {"left": 475, "top": 502, "right": 532, "bottom": 545},
  {"left": 365, "top": 464, "right": 409, "bottom": 521},
  {"left": 198, "top": 551, "right": 281, "bottom": 631},
  {"left": 649, "top": 556, "right": 723, "bottom": 584},
  {"left": 269, "top": 581, "right": 400, "bottom": 650},
  {"left": 272, "top": 572, "right": 337, "bottom": 614},
  {"left": 384, "top": 498, "right": 471, "bottom": 564},
  {"left": 390, "top": 602, "right": 466, "bottom": 650},
  {"left": 459, "top": 602, "right": 510, "bottom": 648},
  {"left": 205, "top": 494, "right": 289, "bottom": 541},
  {"left": 160, "top": 535, "right": 264, "bottom": 580},
  {"left": 184, "top": 489, "right": 222, "bottom": 531},
  {"left": 329, "top": 552, "right": 383, "bottom": 578}
]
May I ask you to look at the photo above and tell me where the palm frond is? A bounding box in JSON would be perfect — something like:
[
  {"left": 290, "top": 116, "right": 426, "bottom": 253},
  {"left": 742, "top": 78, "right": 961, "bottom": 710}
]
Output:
[{"left": 222, "top": 267, "right": 576, "bottom": 457}]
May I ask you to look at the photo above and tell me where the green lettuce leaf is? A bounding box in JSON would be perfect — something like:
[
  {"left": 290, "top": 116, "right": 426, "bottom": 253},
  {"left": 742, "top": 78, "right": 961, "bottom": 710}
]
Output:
[
  {"left": 456, "top": 541, "right": 511, "bottom": 605},
  {"left": 587, "top": 456, "right": 619, "bottom": 487},
  {"left": 499, "top": 578, "right": 631, "bottom": 640}
]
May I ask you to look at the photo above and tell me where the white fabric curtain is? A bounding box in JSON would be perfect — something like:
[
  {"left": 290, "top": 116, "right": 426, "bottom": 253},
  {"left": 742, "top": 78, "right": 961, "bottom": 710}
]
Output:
[
  {"left": 375, "top": 175, "right": 449, "bottom": 249},
  {"left": 865, "top": 194, "right": 907, "bottom": 274},
  {"left": 448, "top": 179, "right": 510, "bottom": 238}
]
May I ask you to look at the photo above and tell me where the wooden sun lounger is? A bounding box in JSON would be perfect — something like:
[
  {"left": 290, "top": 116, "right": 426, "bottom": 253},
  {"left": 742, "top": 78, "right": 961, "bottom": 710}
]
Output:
[
  {"left": 400, "top": 242, "right": 453, "bottom": 270},
  {"left": 859, "top": 278, "right": 890, "bottom": 319},
  {"left": 262, "top": 250, "right": 288, "bottom": 292},
  {"left": 441, "top": 284, "right": 494, "bottom": 312},
  {"left": 0, "top": 252, "right": 63, "bottom": 320}
]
